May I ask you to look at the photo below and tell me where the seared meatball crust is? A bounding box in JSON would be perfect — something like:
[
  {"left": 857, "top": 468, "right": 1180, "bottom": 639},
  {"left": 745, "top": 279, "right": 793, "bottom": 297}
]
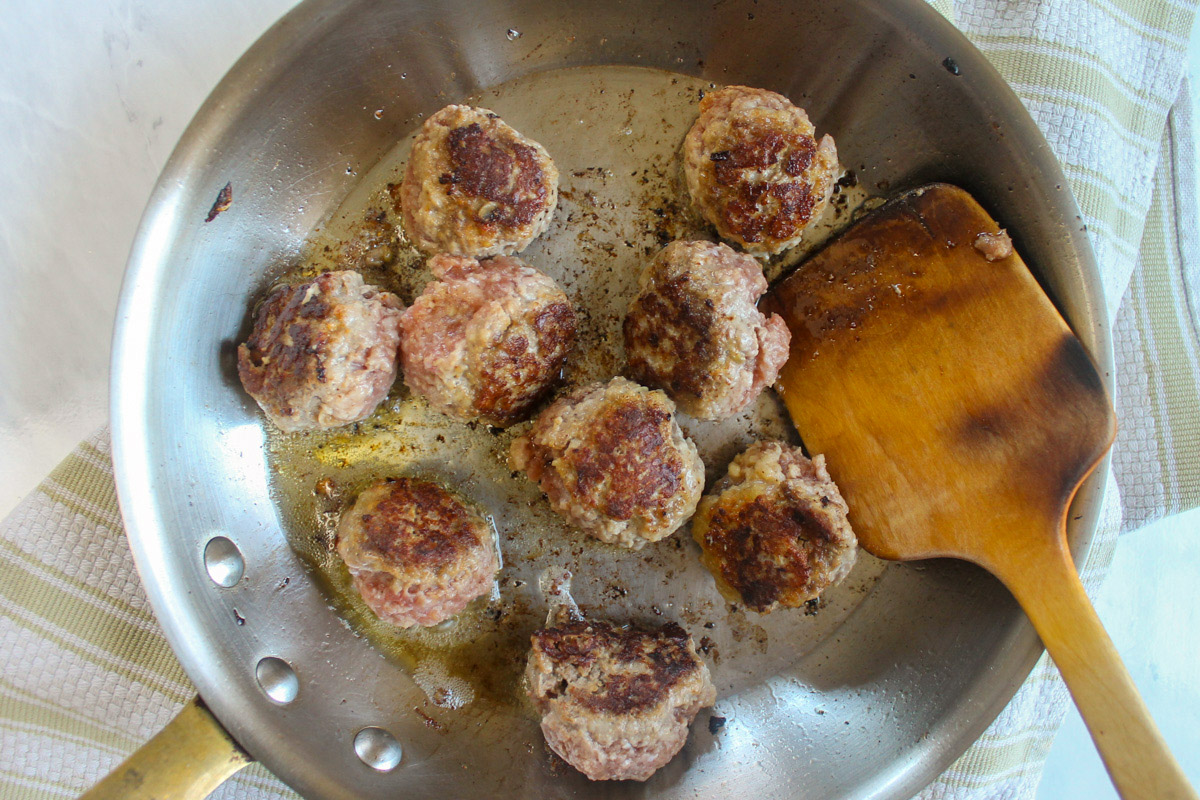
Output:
[
  {"left": 683, "top": 86, "right": 839, "bottom": 255},
  {"left": 400, "top": 105, "right": 559, "bottom": 257},
  {"left": 624, "top": 240, "right": 790, "bottom": 420},
  {"left": 510, "top": 378, "right": 704, "bottom": 549},
  {"left": 400, "top": 254, "right": 576, "bottom": 427},
  {"left": 693, "top": 441, "right": 857, "bottom": 613},
  {"left": 336, "top": 478, "right": 499, "bottom": 628},
  {"left": 526, "top": 619, "right": 716, "bottom": 781},
  {"left": 237, "top": 270, "right": 403, "bottom": 433}
]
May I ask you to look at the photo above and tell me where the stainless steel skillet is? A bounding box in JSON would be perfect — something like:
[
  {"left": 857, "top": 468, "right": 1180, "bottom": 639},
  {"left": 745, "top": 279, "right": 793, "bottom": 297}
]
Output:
[{"left": 104, "top": 1, "right": 1112, "bottom": 798}]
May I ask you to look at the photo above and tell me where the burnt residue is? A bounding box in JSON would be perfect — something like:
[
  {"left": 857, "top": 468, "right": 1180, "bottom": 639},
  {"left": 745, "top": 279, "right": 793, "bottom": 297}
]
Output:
[
  {"left": 413, "top": 706, "right": 447, "bottom": 733},
  {"left": 339, "top": 211, "right": 399, "bottom": 269},
  {"left": 205, "top": 182, "right": 232, "bottom": 222}
]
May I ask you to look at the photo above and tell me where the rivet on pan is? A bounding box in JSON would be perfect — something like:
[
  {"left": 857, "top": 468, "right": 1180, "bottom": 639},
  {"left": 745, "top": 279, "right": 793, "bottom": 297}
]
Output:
[
  {"left": 354, "top": 727, "right": 403, "bottom": 772},
  {"left": 204, "top": 536, "right": 244, "bottom": 587},
  {"left": 255, "top": 657, "right": 299, "bottom": 704}
]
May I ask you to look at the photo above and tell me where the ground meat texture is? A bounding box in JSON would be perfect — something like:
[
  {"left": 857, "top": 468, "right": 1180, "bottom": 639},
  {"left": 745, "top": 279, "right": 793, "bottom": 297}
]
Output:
[
  {"left": 399, "top": 254, "right": 576, "bottom": 427},
  {"left": 683, "top": 86, "right": 839, "bottom": 256},
  {"left": 335, "top": 478, "right": 499, "bottom": 628},
  {"left": 526, "top": 619, "right": 716, "bottom": 781},
  {"left": 237, "top": 270, "right": 403, "bottom": 433},
  {"left": 692, "top": 441, "right": 858, "bottom": 613},
  {"left": 624, "top": 240, "right": 790, "bottom": 420},
  {"left": 400, "top": 105, "right": 559, "bottom": 257},
  {"left": 974, "top": 229, "right": 1014, "bottom": 261},
  {"left": 510, "top": 377, "right": 704, "bottom": 549}
]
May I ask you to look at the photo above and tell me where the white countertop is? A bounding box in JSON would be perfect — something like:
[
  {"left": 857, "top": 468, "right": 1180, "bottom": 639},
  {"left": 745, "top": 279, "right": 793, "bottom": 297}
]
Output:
[{"left": 0, "top": 1, "right": 1195, "bottom": 797}]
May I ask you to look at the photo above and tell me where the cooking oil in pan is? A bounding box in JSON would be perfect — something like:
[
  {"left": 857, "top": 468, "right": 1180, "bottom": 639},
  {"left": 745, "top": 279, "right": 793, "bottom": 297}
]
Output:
[{"left": 265, "top": 65, "right": 882, "bottom": 714}]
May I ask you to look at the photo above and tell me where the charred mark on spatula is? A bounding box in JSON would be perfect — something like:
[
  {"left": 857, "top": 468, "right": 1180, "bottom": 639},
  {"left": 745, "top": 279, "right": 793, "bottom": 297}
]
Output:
[
  {"left": 1046, "top": 333, "right": 1106, "bottom": 400},
  {"left": 1044, "top": 334, "right": 1117, "bottom": 498},
  {"left": 958, "top": 407, "right": 1011, "bottom": 447},
  {"left": 918, "top": 276, "right": 991, "bottom": 318},
  {"left": 908, "top": 205, "right": 940, "bottom": 244}
]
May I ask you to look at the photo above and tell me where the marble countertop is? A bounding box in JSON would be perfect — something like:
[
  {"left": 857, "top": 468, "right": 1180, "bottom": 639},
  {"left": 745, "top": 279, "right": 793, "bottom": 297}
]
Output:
[{"left": 0, "top": 2, "right": 1194, "bottom": 798}]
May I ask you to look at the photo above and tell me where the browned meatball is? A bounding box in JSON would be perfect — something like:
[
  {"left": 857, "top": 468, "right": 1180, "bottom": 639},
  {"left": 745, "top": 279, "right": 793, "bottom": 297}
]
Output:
[
  {"left": 624, "top": 240, "right": 790, "bottom": 420},
  {"left": 692, "top": 441, "right": 857, "bottom": 613},
  {"left": 510, "top": 378, "right": 704, "bottom": 549},
  {"left": 237, "top": 270, "right": 403, "bottom": 433},
  {"left": 400, "top": 105, "right": 559, "bottom": 257},
  {"left": 683, "top": 86, "right": 839, "bottom": 255},
  {"left": 399, "top": 254, "right": 576, "bottom": 427},
  {"left": 336, "top": 478, "right": 499, "bottom": 628},
  {"left": 526, "top": 618, "right": 716, "bottom": 781}
]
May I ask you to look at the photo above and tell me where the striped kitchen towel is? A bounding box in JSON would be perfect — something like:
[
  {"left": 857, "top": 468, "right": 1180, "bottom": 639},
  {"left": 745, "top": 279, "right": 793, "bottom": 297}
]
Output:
[
  {"left": 0, "top": 433, "right": 293, "bottom": 800},
  {"left": 2, "top": 0, "right": 1198, "bottom": 799},
  {"left": 917, "top": 0, "right": 1200, "bottom": 796}
]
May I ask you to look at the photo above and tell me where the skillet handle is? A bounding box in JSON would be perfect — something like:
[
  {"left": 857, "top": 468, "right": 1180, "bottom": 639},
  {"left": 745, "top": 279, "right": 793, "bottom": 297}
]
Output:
[
  {"left": 79, "top": 696, "right": 252, "bottom": 800},
  {"left": 993, "top": 538, "right": 1198, "bottom": 800}
]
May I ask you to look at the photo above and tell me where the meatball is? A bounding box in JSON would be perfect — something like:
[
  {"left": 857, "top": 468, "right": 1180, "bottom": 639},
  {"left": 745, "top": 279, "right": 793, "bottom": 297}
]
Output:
[
  {"left": 624, "top": 240, "right": 791, "bottom": 420},
  {"left": 335, "top": 477, "right": 499, "bottom": 628},
  {"left": 692, "top": 441, "right": 857, "bottom": 613},
  {"left": 237, "top": 270, "right": 403, "bottom": 433},
  {"left": 400, "top": 105, "right": 559, "bottom": 257},
  {"left": 526, "top": 618, "right": 716, "bottom": 781},
  {"left": 400, "top": 254, "right": 576, "bottom": 427},
  {"left": 510, "top": 378, "right": 704, "bottom": 549},
  {"left": 683, "top": 86, "right": 839, "bottom": 255}
]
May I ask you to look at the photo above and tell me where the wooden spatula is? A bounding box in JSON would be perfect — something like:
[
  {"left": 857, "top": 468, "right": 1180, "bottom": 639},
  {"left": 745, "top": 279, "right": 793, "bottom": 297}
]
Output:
[{"left": 762, "top": 184, "right": 1196, "bottom": 800}]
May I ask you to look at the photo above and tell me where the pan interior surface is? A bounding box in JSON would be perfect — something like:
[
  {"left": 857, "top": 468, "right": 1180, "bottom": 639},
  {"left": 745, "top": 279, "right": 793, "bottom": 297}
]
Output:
[
  {"left": 110, "top": 2, "right": 1111, "bottom": 799},
  {"left": 270, "top": 64, "right": 889, "bottom": 712}
]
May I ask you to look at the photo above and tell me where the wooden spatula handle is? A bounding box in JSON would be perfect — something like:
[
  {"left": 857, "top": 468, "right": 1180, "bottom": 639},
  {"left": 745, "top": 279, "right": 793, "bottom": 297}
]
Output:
[{"left": 996, "top": 542, "right": 1197, "bottom": 800}]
